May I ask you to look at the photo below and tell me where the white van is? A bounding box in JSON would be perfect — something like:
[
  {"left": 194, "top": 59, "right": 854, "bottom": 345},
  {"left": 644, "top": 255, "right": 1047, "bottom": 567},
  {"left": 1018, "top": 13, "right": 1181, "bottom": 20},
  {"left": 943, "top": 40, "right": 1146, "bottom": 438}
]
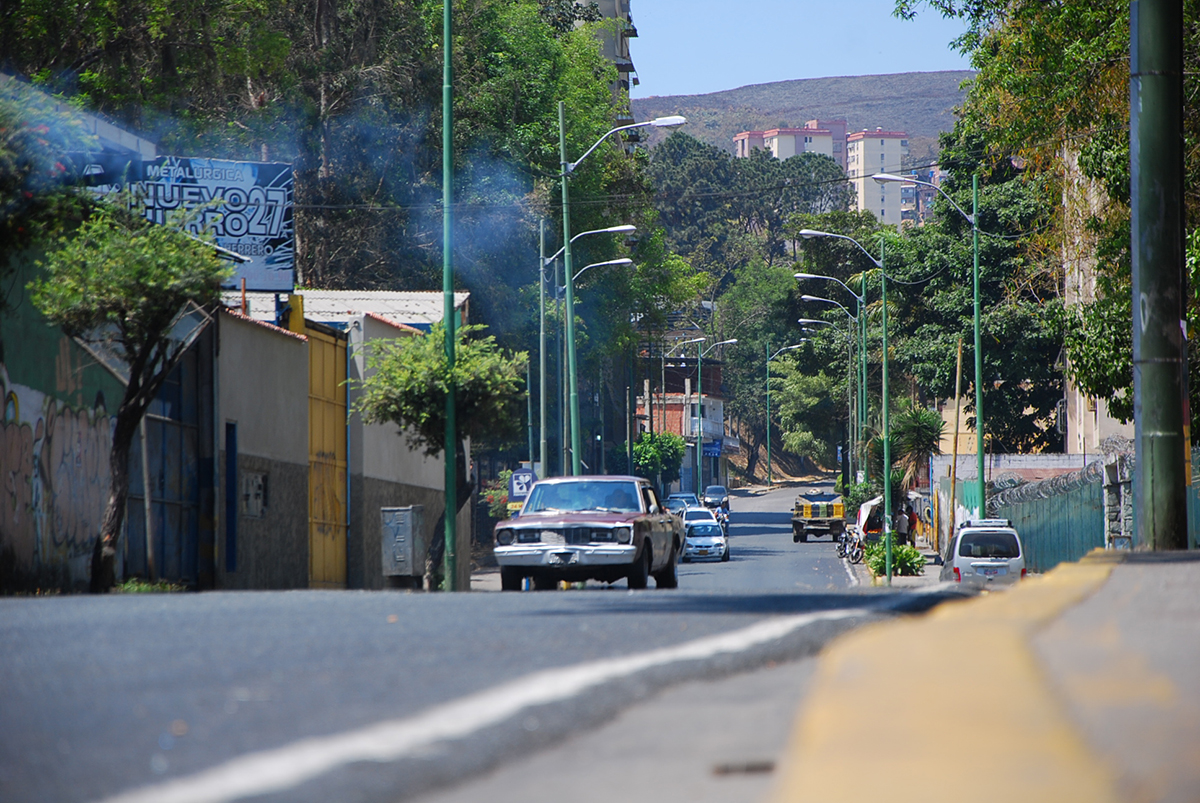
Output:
[{"left": 939, "top": 519, "right": 1026, "bottom": 587}]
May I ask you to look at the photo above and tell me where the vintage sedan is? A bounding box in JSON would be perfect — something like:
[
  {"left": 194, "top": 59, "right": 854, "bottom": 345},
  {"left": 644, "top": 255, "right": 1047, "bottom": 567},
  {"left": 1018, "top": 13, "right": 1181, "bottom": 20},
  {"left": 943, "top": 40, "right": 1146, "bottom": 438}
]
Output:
[{"left": 494, "top": 476, "right": 681, "bottom": 591}]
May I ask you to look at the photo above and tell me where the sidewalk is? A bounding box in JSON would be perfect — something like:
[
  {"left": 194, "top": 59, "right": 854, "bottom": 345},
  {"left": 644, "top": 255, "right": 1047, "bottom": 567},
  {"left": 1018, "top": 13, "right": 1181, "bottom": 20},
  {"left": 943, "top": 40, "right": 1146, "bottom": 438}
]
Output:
[{"left": 769, "top": 549, "right": 1200, "bottom": 802}]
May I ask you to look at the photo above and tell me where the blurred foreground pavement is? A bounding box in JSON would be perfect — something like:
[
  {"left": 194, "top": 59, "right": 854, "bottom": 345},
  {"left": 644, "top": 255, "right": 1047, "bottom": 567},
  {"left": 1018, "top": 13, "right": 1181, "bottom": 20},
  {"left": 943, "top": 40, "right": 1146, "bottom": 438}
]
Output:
[
  {"left": 424, "top": 550, "right": 1199, "bottom": 803},
  {"left": 768, "top": 549, "right": 1200, "bottom": 803}
]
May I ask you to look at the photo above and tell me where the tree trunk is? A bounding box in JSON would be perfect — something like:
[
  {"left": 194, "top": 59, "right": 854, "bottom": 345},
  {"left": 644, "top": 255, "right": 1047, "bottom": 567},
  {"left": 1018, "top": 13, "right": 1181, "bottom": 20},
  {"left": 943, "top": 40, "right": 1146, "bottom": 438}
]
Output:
[
  {"left": 745, "top": 427, "right": 764, "bottom": 480},
  {"left": 90, "top": 405, "right": 141, "bottom": 592},
  {"left": 424, "top": 438, "right": 475, "bottom": 591}
]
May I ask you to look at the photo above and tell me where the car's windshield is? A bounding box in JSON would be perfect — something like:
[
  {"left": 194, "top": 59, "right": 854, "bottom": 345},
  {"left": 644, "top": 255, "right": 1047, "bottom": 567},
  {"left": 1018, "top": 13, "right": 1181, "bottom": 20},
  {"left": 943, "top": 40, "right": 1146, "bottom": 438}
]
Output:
[
  {"left": 665, "top": 499, "right": 686, "bottom": 512},
  {"left": 524, "top": 480, "right": 641, "bottom": 513},
  {"left": 670, "top": 494, "right": 699, "bottom": 506},
  {"left": 705, "top": 486, "right": 726, "bottom": 496},
  {"left": 684, "top": 508, "right": 716, "bottom": 521},
  {"left": 689, "top": 523, "right": 722, "bottom": 537},
  {"left": 959, "top": 530, "right": 1021, "bottom": 559}
]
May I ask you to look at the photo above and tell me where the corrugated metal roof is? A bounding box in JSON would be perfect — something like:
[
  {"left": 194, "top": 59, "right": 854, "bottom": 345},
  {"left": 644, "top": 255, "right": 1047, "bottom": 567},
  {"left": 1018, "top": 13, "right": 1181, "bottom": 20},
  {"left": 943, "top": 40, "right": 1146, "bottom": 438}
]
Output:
[{"left": 221, "top": 289, "right": 469, "bottom": 330}]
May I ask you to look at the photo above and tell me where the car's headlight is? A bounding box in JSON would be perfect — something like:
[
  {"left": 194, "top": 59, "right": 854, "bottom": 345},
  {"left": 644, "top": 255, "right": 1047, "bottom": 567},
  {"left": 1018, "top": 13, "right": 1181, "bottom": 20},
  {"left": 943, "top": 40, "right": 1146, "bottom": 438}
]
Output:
[
  {"left": 496, "top": 528, "right": 514, "bottom": 546},
  {"left": 615, "top": 527, "right": 632, "bottom": 544}
]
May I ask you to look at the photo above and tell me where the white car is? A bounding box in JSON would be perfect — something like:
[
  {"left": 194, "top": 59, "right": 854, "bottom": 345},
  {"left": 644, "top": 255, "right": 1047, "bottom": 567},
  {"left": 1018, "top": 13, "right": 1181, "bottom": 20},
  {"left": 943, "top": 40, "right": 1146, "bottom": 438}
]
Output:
[
  {"left": 682, "top": 507, "right": 719, "bottom": 527},
  {"left": 939, "top": 519, "right": 1026, "bottom": 587},
  {"left": 683, "top": 521, "right": 729, "bottom": 562}
]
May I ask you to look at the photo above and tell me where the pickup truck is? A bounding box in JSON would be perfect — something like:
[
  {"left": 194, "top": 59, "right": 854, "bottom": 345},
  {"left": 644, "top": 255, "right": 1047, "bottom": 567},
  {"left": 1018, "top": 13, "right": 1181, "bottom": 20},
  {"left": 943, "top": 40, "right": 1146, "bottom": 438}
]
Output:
[
  {"left": 791, "top": 490, "right": 846, "bottom": 543},
  {"left": 493, "top": 476, "right": 681, "bottom": 591}
]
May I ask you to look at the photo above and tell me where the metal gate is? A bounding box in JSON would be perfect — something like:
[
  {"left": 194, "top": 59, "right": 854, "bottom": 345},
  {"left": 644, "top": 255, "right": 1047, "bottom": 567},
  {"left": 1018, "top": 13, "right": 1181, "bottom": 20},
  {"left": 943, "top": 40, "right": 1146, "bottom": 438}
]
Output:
[
  {"left": 307, "top": 326, "right": 347, "bottom": 588},
  {"left": 125, "top": 344, "right": 201, "bottom": 584}
]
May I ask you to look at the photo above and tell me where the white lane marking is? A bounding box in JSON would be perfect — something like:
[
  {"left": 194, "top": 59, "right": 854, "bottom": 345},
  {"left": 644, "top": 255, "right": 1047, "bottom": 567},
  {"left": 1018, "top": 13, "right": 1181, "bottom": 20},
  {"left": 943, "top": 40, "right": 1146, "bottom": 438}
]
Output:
[
  {"left": 841, "top": 556, "right": 861, "bottom": 587},
  {"left": 98, "top": 608, "right": 860, "bottom": 803}
]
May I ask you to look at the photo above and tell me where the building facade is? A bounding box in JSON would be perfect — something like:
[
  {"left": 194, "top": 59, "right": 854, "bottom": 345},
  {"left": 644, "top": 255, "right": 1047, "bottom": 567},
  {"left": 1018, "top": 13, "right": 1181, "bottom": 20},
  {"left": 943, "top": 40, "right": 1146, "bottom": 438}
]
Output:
[{"left": 846, "top": 129, "right": 909, "bottom": 226}]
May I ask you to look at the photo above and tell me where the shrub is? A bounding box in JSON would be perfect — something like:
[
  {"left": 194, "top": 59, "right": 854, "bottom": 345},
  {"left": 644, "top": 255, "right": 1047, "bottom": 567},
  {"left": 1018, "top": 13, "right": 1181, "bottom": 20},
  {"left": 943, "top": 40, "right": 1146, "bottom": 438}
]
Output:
[{"left": 864, "top": 542, "right": 925, "bottom": 577}]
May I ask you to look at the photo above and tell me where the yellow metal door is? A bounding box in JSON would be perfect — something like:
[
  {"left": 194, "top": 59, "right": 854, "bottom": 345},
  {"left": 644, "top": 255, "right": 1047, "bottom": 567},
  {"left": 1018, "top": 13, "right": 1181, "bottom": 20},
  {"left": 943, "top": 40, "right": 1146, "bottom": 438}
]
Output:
[{"left": 308, "top": 327, "right": 347, "bottom": 588}]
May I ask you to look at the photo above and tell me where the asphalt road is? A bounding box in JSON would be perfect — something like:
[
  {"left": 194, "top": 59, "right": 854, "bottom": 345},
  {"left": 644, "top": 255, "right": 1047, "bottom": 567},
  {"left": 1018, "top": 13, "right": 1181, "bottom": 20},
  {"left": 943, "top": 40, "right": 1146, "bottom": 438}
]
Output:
[{"left": 1, "top": 484, "right": 954, "bottom": 803}]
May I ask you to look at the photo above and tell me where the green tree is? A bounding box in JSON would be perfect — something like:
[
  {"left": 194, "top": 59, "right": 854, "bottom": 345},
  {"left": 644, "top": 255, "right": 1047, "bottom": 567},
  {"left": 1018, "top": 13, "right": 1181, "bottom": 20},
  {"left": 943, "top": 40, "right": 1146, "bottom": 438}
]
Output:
[
  {"left": 30, "top": 203, "right": 231, "bottom": 592},
  {"left": 621, "top": 431, "right": 685, "bottom": 491},
  {"left": 355, "top": 321, "right": 527, "bottom": 583},
  {"left": 891, "top": 403, "right": 945, "bottom": 490}
]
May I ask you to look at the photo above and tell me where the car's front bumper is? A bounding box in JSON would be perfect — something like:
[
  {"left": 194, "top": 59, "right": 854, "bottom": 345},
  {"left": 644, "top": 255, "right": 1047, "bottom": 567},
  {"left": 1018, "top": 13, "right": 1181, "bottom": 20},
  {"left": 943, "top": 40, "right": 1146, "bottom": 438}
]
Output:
[
  {"left": 494, "top": 543, "right": 638, "bottom": 568},
  {"left": 683, "top": 540, "right": 726, "bottom": 560}
]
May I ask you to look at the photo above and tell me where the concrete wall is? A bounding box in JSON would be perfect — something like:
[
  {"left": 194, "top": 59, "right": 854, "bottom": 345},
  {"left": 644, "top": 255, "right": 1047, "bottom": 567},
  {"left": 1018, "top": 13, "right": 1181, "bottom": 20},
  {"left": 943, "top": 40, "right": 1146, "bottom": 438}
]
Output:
[
  {"left": 346, "top": 315, "right": 471, "bottom": 590},
  {"left": 215, "top": 311, "right": 310, "bottom": 589}
]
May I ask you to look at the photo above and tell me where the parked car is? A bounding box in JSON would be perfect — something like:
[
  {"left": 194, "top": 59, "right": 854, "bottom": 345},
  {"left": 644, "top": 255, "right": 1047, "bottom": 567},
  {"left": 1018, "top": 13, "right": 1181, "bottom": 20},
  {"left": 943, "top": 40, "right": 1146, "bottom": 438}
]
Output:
[
  {"left": 683, "top": 522, "right": 729, "bottom": 562},
  {"left": 493, "top": 476, "right": 680, "bottom": 591},
  {"left": 703, "top": 485, "right": 730, "bottom": 511},
  {"left": 667, "top": 492, "right": 701, "bottom": 509},
  {"left": 939, "top": 519, "right": 1026, "bottom": 587}
]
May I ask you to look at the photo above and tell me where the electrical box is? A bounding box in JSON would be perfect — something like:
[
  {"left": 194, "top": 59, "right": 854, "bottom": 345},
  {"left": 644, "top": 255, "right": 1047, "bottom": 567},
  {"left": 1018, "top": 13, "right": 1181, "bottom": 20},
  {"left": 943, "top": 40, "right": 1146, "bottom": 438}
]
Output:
[{"left": 381, "top": 506, "right": 426, "bottom": 577}]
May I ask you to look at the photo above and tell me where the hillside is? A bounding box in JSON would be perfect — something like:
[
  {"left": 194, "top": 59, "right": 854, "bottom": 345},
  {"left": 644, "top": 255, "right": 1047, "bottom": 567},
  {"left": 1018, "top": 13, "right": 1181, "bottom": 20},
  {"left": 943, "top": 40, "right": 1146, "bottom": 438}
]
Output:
[{"left": 631, "top": 70, "right": 974, "bottom": 166}]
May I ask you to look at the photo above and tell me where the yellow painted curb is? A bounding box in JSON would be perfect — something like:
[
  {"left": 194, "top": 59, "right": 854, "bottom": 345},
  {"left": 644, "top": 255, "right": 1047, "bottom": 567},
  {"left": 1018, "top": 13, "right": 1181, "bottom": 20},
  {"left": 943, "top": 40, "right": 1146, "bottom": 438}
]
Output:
[{"left": 771, "top": 550, "right": 1122, "bottom": 803}]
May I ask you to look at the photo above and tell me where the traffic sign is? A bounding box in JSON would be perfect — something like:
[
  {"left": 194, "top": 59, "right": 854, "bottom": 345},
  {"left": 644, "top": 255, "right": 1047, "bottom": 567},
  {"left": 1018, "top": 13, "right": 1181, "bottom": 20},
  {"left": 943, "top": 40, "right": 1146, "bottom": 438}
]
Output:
[{"left": 508, "top": 468, "right": 537, "bottom": 501}]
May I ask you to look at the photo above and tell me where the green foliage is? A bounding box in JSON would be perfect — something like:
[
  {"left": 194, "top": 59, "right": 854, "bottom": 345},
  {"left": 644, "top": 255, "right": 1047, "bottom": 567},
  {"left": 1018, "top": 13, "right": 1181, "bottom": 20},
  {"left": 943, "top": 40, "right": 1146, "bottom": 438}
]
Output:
[
  {"left": 484, "top": 469, "right": 514, "bottom": 521},
  {"left": 537, "top": 0, "right": 601, "bottom": 33},
  {"left": 837, "top": 479, "right": 875, "bottom": 514},
  {"left": 356, "top": 323, "right": 528, "bottom": 458},
  {"left": 864, "top": 541, "right": 926, "bottom": 577},
  {"left": 620, "top": 431, "right": 686, "bottom": 489},
  {"left": 29, "top": 198, "right": 235, "bottom": 591},
  {"left": 891, "top": 404, "right": 945, "bottom": 490},
  {"left": 30, "top": 202, "right": 230, "bottom": 360},
  {"left": 115, "top": 578, "right": 187, "bottom": 593},
  {"left": 0, "top": 81, "right": 96, "bottom": 280}
]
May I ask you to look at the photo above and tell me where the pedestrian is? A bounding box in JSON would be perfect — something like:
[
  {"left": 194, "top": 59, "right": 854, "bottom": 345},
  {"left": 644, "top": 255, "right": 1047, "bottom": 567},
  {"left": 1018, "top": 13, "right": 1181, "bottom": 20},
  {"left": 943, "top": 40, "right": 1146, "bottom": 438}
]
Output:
[
  {"left": 906, "top": 504, "right": 918, "bottom": 543},
  {"left": 894, "top": 507, "right": 910, "bottom": 546}
]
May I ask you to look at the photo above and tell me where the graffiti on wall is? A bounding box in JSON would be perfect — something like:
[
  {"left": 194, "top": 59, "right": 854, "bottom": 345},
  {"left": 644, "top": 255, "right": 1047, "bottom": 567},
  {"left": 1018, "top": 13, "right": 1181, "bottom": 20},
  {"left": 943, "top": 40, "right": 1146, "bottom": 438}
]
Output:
[{"left": 0, "top": 363, "right": 114, "bottom": 577}]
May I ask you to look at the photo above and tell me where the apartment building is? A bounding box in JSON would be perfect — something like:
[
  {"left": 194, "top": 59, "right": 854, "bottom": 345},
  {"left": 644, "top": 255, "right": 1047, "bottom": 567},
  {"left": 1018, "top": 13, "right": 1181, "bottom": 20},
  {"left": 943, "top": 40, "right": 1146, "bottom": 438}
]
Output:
[
  {"left": 734, "top": 120, "right": 839, "bottom": 162},
  {"left": 846, "top": 129, "right": 909, "bottom": 226}
]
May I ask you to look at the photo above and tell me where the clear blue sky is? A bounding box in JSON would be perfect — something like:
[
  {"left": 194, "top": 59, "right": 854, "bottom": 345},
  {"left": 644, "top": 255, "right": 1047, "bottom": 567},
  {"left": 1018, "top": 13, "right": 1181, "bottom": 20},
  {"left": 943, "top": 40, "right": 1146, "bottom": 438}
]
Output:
[{"left": 629, "top": 0, "right": 972, "bottom": 98}]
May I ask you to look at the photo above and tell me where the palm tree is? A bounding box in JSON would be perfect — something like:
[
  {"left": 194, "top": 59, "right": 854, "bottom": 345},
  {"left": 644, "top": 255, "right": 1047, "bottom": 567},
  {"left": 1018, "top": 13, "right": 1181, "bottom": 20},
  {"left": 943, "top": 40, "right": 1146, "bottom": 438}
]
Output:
[{"left": 891, "top": 404, "right": 945, "bottom": 490}]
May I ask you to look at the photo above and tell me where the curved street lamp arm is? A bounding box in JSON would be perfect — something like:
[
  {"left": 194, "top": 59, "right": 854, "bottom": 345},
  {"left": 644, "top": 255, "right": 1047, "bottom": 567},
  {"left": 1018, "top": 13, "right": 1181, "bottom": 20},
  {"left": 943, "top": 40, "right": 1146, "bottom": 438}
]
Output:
[
  {"left": 572, "top": 257, "right": 633, "bottom": 283},
  {"left": 800, "top": 294, "right": 857, "bottom": 321},
  {"left": 770, "top": 342, "right": 807, "bottom": 361},
  {"left": 544, "top": 224, "right": 637, "bottom": 264},
  {"left": 796, "top": 229, "right": 882, "bottom": 268},
  {"left": 794, "top": 272, "right": 864, "bottom": 302},
  {"left": 872, "top": 174, "right": 974, "bottom": 225},
  {"left": 567, "top": 122, "right": 649, "bottom": 173},
  {"left": 666, "top": 336, "right": 706, "bottom": 357},
  {"left": 701, "top": 338, "right": 738, "bottom": 358}
]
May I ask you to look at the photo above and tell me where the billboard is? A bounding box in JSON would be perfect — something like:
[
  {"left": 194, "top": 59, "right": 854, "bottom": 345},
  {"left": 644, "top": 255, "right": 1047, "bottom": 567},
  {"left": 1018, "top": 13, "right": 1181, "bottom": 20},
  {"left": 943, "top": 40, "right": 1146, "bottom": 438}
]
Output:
[{"left": 80, "top": 155, "right": 295, "bottom": 292}]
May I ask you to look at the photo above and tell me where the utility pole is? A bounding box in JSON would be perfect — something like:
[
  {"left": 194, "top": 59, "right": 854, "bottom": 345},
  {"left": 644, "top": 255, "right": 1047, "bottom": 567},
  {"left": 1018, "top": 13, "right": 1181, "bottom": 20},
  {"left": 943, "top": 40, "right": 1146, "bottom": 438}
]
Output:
[
  {"left": 441, "top": 0, "right": 457, "bottom": 590},
  {"left": 538, "top": 220, "right": 547, "bottom": 477},
  {"left": 1132, "top": 0, "right": 1189, "bottom": 549}
]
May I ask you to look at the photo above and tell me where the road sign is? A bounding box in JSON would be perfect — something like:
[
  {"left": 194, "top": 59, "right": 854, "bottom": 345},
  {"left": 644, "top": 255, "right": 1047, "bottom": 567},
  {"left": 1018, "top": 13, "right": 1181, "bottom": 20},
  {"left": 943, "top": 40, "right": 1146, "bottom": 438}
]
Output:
[{"left": 508, "top": 468, "right": 537, "bottom": 501}]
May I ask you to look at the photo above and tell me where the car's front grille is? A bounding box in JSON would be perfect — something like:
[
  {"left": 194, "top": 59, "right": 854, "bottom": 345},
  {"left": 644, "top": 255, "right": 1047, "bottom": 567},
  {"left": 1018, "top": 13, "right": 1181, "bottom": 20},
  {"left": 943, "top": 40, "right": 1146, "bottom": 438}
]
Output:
[{"left": 516, "top": 527, "right": 616, "bottom": 544}]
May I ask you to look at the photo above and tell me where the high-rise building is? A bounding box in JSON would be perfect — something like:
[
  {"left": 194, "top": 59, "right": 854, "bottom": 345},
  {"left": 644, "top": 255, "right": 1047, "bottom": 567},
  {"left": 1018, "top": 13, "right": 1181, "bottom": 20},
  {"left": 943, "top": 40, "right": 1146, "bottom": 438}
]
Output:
[{"left": 846, "top": 129, "right": 909, "bottom": 226}]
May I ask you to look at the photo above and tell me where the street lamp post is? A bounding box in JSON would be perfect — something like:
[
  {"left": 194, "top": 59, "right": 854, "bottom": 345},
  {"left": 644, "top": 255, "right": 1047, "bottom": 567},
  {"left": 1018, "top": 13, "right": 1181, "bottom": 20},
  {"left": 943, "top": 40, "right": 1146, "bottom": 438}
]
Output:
[
  {"left": 540, "top": 224, "right": 635, "bottom": 478},
  {"left": 795, "top": 265, "right": 870, "bottom": 482},
  {"left": 875, "top": 172, "right": 984, "bottom": 517},
  {"left": 767, "top": 343, "right": 807, "bottom": 486},
  {"left": 696, "top": 339, "right": 737, "bottom": 493},
  {"left": 797, "top": 230, "right": 893, "bottom": 585},
  {"left": 559, "top": 106, "right": 686, "bottom": 475}
]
